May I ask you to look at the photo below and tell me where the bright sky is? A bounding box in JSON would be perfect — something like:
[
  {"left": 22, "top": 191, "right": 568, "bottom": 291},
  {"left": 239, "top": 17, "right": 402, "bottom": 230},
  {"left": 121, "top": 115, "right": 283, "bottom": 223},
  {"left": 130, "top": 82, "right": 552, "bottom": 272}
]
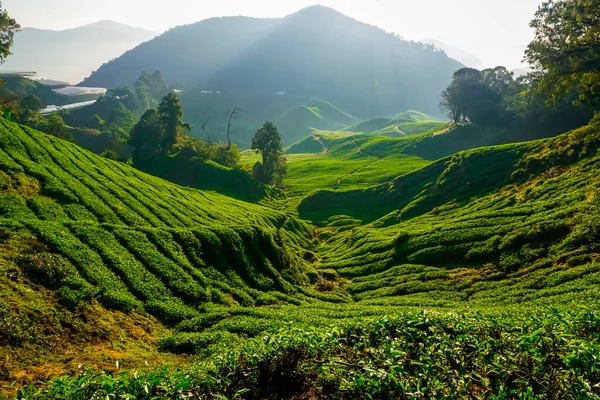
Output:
[{"left": 3, "top": 0, "right": 543, "bottom": 69}]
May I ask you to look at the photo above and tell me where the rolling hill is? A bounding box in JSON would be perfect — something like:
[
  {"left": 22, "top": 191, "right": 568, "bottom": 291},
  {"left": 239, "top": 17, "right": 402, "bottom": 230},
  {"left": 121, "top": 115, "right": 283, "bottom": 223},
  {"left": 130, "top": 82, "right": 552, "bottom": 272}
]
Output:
[
  {"left": 274, "top": 100, "right": 358, "bottom": 145},
  {"left": 2, "top": 115, "right": 600, "bottom": 398},
  {"left": 81, "top": 6, "right": 463, "bottom": 120},
  {"left": 0, "top": 21, "right": 158, "bottom": 84}
]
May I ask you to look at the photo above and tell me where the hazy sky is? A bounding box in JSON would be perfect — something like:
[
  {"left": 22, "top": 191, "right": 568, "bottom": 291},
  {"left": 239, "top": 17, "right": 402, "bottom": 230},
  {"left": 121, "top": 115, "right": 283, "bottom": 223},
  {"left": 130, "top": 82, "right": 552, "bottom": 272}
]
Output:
[{"left": 4, "top": 0, "right": 543, "bottom": 69}]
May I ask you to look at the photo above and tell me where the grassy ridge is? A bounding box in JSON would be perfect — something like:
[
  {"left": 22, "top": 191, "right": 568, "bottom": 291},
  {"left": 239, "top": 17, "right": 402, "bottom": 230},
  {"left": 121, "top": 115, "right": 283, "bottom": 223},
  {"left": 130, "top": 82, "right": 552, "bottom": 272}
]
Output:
[
  {"left": 0, "top": 120, "right": 324, "bottom": 326},
  {"left": 275, "top": 100, "right": 358, "bottom": 146}
]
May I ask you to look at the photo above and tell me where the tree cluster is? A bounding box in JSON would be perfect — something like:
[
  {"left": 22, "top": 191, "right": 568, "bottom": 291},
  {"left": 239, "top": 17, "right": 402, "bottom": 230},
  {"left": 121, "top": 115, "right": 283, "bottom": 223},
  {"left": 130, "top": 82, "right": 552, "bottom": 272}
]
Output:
[
  {"left": 440, "top": 0, "right": 598, "bottom": 137},
  {"left": 440, "top": 68, "right": 594, "bottom": 138},
  {"left": 440, "top": 67, "right": 516, "bottom": 126},
  {"left": 128, "top": 93, "right": 191, "bottom": 162},
  {"left": 526, "top": 0, "right": 600, "bottom": 107},
  {"left": 128, "top": 92, "right": 241, "bottom": 169}
]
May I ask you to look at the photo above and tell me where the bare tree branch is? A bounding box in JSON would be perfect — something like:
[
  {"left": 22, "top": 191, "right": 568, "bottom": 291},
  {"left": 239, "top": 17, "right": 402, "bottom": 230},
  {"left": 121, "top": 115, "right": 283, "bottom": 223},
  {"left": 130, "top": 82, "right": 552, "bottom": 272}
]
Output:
[{"left": 226, "top": 108, "right": 240, "bottom": 150}]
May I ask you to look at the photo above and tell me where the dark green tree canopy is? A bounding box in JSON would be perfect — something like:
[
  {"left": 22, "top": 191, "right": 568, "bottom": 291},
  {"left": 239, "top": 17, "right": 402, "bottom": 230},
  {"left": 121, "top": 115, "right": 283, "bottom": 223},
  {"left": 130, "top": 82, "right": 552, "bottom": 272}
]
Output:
[
  {"left": 19, "top": 94, "right": 41, "bottom": 111},
  {"left": 526, "top": 0, "right": 600, "bottom": 105},
  {"left": 440, "top": 67, "right": 516, "bottom": 126},
  {"left": 251, "top": 121, "right": 286, "bottom": 185},
  {"left": 0, "top": 2, "right": 20, "bottom": 64},
  {"left": 251, "top": 121, "right": 282, "bottom": 162},
  {"left": 129, "top": 108, "right": 163, "bottom": 162},
  {"left": 128, "top": 92, "right": 192, "bottom": 163},
  {"left": 158, "top": 92, "right": 191, "bottom": 151}
]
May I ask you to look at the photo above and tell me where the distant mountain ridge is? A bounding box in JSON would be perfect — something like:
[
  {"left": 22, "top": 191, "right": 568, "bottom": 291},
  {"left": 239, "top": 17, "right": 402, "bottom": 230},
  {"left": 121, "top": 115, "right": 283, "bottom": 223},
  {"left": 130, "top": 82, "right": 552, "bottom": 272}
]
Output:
[
  {"left": 81, "top": 6, "right": 463, "bottom": 121},
  {"left": 421, "top": 39, "right": 484, "bottom": 68},
  {"left": 0, "top": 21, "right": 158, "bottom": 84}
]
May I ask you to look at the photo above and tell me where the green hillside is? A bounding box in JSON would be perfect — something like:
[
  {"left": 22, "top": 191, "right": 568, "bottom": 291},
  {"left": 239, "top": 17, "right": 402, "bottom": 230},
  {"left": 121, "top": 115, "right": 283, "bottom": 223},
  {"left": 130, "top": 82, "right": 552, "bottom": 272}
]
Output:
[
  {"left": 275, "top": 100, "right": 358, "bottom": 146},
  {"left": 281, "top": 131, "right": 429, "bottom": 196},
  {"left": 0, "top": 120, "right": 331, "bottom": 317},
  {"left": 277, "top": 117, "right": 572, "bottom": 198},
  {"left": 341, "top": 111, "right": 445, "bottom": 138},
  {"left": 5, "top": 115, "right": 600, "bottom": 399}
]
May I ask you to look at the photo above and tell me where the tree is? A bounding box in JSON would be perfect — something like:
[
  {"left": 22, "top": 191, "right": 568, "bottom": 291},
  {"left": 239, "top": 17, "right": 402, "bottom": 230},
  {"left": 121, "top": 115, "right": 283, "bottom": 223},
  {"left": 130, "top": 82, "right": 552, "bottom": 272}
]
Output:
[
  {"left": 0, "top": 2, "right": 20, "bottom": 63},
  {"left": 158, "top": 92, "right": 191, "bottom": 153},
  {"left": 526, "top": 0, "right": 600, "bottom": 106},
  {"left": 19, "top": 95, "right": 41, "bottom": 111},
  {"left": 440, "top": 85, "right": 461, "bottom": 123},
  {"left": 226, "top": 108, "right": 239, "bottom": 149},
  {"left": 251, "top": 121, "right": 286, "bottom": 185},
  {"left": 138, "top": 71, "right": 169, "bottom": 99},
  {"left": 18, "top": 95, "right": 42, "bottom": 124},
  {"left": 46, "top": 114, "right": 74, "bottom": 142},
  {"left": 128, "top": 109, "right": 163, "bottom": 163}
]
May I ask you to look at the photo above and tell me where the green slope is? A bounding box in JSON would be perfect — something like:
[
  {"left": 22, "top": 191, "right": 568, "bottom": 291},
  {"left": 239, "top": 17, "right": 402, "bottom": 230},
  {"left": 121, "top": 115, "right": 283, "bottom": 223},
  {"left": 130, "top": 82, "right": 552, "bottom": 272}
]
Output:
[
  {"left": 136, "top": 157, "right": 279, "bottom": 203},
  {"left": 5, "top": 117, "right": 600, "bottom": 398},
  {"left": 0, "top": 120, "right": 333, "bottom": 323},
  {"left": 296, "top": 118, "right": 600, "bottom": 311},
  {"left": 275, "top": 100, "right": 358, "bottom": 145},
  {"left": 281, "top": 120, "right": 568, "bottom": 197},
  {"left": 284, "top": 131, "right": 430, "bottom": 196},
  {"left": 341, "top": 110, "right": 444, "bottom": 138}
]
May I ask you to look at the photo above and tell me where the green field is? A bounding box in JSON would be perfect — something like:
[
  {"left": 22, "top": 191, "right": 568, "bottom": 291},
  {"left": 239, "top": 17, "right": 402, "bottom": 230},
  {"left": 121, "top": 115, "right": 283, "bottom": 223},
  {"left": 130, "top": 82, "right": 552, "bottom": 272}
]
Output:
[{"left": 3, "top": 114, "right": 600, "bottom": 398}]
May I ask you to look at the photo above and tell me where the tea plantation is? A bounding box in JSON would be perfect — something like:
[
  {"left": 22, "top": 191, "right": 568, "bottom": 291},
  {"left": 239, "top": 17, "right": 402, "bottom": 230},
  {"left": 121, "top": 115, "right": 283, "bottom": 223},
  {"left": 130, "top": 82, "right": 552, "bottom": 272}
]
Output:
[{"left": 3, "top": 116, "right": 600, "bottom": 399}]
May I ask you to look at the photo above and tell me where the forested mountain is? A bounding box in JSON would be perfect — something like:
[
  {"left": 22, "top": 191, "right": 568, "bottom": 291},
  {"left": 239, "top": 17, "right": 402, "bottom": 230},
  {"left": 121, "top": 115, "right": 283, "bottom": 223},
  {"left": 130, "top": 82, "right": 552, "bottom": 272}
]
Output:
[
  {"left": 81, "top": 6, "right": 463, "bottom": 119},
  {"left": 0, "top": 21, "right": 158, "bottom": 83}
]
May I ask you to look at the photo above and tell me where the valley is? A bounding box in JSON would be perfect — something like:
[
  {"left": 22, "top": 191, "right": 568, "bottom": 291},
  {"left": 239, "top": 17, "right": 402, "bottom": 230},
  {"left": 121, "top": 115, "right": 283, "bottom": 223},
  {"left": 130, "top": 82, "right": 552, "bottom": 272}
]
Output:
[
  {"left": 0, "top": 1, "right": 599, "bottom": 398},
  {"left": 2, "top": 113, "right": 600, "bottom": 398}
]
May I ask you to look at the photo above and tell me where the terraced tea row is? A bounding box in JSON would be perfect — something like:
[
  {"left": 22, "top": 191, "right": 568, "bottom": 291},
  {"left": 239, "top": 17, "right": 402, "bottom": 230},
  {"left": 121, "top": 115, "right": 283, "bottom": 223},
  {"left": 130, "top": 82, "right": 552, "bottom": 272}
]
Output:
[{"left": 0, "top": 120, "right": 322, "bottom": 323}]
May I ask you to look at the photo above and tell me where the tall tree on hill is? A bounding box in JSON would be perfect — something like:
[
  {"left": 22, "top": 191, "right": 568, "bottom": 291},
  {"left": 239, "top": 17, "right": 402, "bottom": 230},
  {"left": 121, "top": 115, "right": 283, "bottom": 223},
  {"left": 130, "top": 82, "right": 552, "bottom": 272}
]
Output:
[
  {"left": 440, "top": 85, "right": 461, "bottom": 123},
  {"left": 158, "top": 92, "right": 191, "bottom": 153},
  {"left": 251, "top": 121, "right": 287, "bottom": 185},
  {"left": 129, "top": 109, "right": 163, "bottom": 162},
  {"left": 0, "top": 2, "right": 20, "bottom": 63},
  {"left": 138, "top": 71, "right": 169, "bottom": 100},
  {"left": 526, "top": 0, "right": 600, "bottom": 106}
]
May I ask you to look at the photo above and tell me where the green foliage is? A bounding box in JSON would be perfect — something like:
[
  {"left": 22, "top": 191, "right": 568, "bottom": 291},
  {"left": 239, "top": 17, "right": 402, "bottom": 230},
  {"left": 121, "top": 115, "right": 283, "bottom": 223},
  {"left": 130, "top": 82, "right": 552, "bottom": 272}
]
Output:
[
  {"left": 251, "top": 121, "right": 287, "bottom": 185},
  {"left": 158, "top": 92, "right": 190, "bottom": 152},
  {"left": 44, "top": 114, "right": 74, "bottom": 142},
  {"left": 0, "top": 3, "right": 20, "bottom": 63},
  {"left": 526, "top": 0, "right": 600, "bottom": 105},
  {"left": 17, "top": 309, "right": 600, "bottom": 399},
  {"left": 128, "top": 109, "right": 162, "bottom": 161}
]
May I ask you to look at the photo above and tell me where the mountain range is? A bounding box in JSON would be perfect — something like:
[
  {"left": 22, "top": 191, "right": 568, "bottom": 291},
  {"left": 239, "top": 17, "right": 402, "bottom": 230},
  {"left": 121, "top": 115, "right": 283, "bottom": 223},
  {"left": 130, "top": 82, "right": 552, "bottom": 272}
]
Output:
[
  {"left": 0, "top": 20, "right": 158, "bottom": 84},
  {"left": 81, "top": 6, "right": 463, "bottom": 121}
]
